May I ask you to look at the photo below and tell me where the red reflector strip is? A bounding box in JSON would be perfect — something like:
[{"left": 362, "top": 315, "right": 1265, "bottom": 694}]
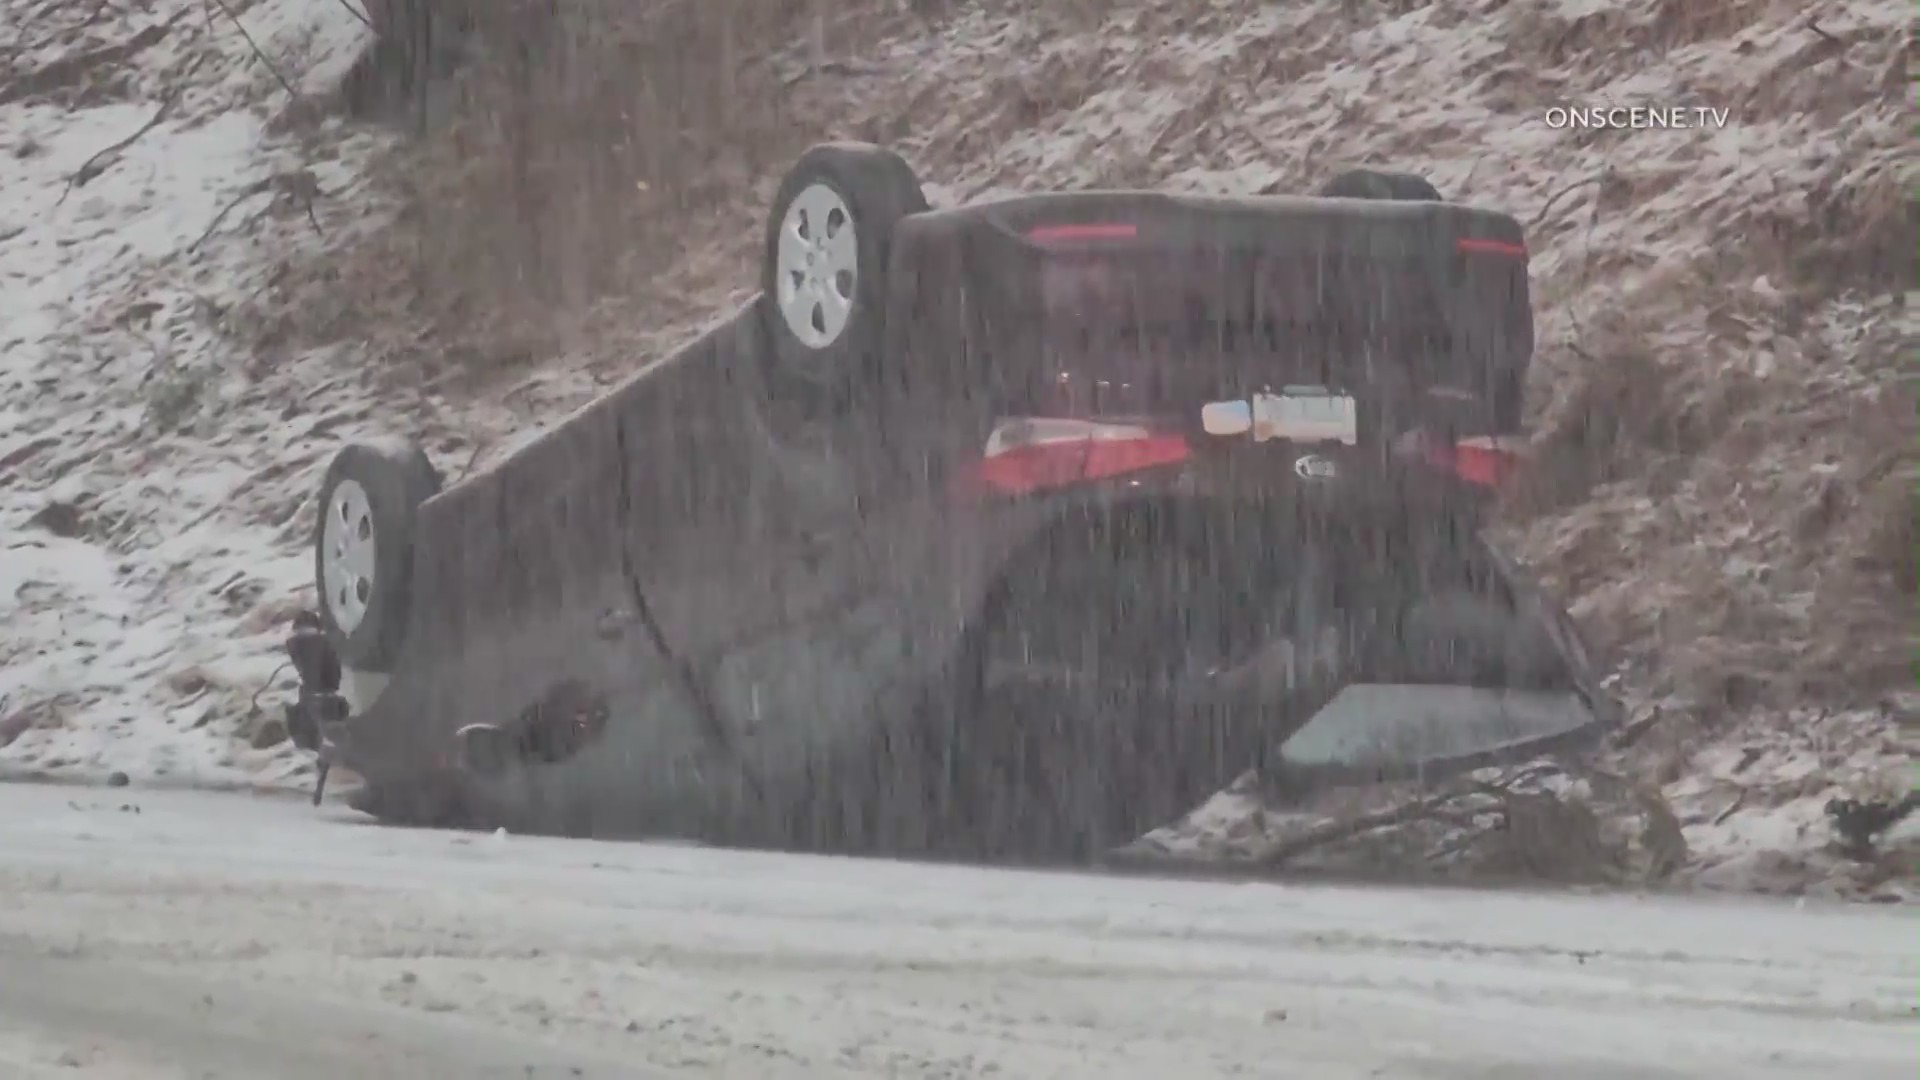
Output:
[
  {"left": 1456, "top": 237, "right": 1528, "bottom": 258},
  {"left": 1425, "top": 439, "right": 1523, "bottom": 488},
  {"left": 1397, "top": 431, "right": 1526, "bottom": 489},
  {"left": 1449, "top": 442, "right": 1516, "bottom": 487},
  {"left": 1027, "top": 223, "right": 1139, "bottom": 243},
  {"left": 972, "top": 435, "right": 1190, "bottom": 496}
]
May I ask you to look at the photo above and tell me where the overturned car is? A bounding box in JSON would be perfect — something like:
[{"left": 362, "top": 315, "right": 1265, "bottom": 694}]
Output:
[{"left": 285, "top": 143, "right": 1618, "bottom": 862}]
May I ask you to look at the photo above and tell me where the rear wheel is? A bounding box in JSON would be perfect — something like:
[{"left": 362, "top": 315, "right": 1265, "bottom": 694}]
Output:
[
  {"left": 1320, "top": 168, "right": 1443, "bottom": 201},
  {"left": 758, "top": 143, "right": 928, "bottom": 409},
  {"left": 312, "top": 440, "right": 441, "bottom": 672}
]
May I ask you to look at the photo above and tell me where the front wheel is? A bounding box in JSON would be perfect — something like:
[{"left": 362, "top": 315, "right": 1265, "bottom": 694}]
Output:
[
  {"left": 758, "top": 143, "right": 927, "bottom": 408},
  {"left": 312, "top": 440, "right": 441, "bottom": 671}
]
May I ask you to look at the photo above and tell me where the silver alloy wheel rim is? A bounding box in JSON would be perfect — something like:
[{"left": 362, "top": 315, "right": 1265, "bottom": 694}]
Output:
[
  {"left": 321, "top": 478, "right": 377, "bottom": 635},
  {"left": 774, "top": 181, "right": 859, "bottom": 349}
]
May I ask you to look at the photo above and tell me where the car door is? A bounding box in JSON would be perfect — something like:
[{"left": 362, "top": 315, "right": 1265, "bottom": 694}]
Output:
[
  {"left": 688, "top": 353, "right": 957, "bottom": 791},
  {"left": 602, "top": 306, "right": 953, "bottom": 802}
]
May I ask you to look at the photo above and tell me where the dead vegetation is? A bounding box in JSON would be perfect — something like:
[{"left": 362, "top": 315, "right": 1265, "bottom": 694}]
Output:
[
  {"left": 0, "top": 10, "right": 185, "bottom": 107},
  {"left": 281, "top": 0, "right": 930, "bottom": 385},
  {"left": 1134, "top": 760, "right": 1689, "bottom": 887}
]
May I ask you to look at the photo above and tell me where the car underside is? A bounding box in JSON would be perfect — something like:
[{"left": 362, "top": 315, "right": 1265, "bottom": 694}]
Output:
[{"left": 284, "top": 143, "right": 1617, "bottom": 863}]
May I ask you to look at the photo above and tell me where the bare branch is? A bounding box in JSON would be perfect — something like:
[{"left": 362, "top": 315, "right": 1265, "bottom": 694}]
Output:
[
  {"left": 189, "top": 177, "right": 272, "bottom": 251},
  {"left": 1804, "top": 17, "right": 1841, "bottom": 47},
  {"left": 1528, "top": 175, "right": 1601, "bottom": 231},
  {"left": 203, "top": 0, "right": 305, "bottom": 106},
  {"left": 1255, "top": 792, "right": 1460, "bottom": 867},
  {"left": 0, "top": 12, "right": 183, "bottom": 107},
  {"left": 3, "top": 0, "right": 116, "bottom": 63},
  {"left": 55, "top": 96, "right": 175, "bottom": 207},
  {"left": 332, "top": 0, "right": 372, "bottom": 31}
]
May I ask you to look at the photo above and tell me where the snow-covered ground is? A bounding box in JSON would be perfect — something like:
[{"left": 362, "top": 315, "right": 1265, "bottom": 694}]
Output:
[
  {"left": 0, "top": 0, "right": 390, "bottom": 784},
  {"left": 0, "top": 784, "right": 1911, "bottom": 1078}
]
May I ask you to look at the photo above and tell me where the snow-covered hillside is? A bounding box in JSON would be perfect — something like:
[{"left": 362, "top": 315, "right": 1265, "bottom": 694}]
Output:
[{"left": 0, "top": 0, "right": 392, "bottom": 784}]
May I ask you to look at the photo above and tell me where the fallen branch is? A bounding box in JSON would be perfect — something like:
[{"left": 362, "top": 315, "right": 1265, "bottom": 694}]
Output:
[
  {"left": 203, "top": 0, "right": 305, "bottom": 107},
  {"left": 1468, "top": 761, "right": 1565, "bottom": 798},
  {"left": 3, "top": 0, "right": 116, "bottom": 63},
  {"left": 331, "top": 0, "right": 372, "bottom": 30},
  {"left": 1804, "top": 17, "right": 1841, "bottom": 48},
  {"left": 268, "top": 168, "right": 326, "bottom": 239},
  {"left": 1610, "top": 706, "right": 1663, "bottom": 749},
  {"left": 1255, "top": 791, "right": 1460, "bottom": 867},
  {"left": 454, "top": 439, "right": 491, "bottom": 483},
  {"left": 190, "top": 177, "right": 273, "bottom": 251},
  {"left": 188, "top": 169, "right": 329, "bottom": 251},
  {"left": 1711, "top": 788, "right": 1747, "bottom": 826},
  {"left": 0, "top": 12, "right": 183, "bottom": 107},
  {"left": 48, "top": 46, "right": 210, "bottom": 206},
  {"left": 54, "top": 94, "right": 178, "bottom": 207},
  {"left": 1528, "top": 174, "right": 1601, "bottom": 231},
  {"left": 779, "top": 58, "right": 890, "bottom": 87}
]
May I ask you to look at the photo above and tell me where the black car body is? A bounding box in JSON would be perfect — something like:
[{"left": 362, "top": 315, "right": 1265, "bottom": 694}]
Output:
[{"left": 293, "top": 145, "right": 1615, "bottom": 860}]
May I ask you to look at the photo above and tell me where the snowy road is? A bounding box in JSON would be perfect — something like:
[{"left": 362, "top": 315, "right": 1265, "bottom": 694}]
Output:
[{"left": 0, "top": 784, "right": 1909, "bottom": 1079}]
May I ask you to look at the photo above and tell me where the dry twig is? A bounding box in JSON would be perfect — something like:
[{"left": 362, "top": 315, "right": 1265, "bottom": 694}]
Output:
[
  {"left": 0, "top": 13, "right": 182, "bottom": 107},
  {"left": 203, "top": 0, "right": 304, "bottom": 106},
  {"left": 331, "top": 0, "right": 372, "bottom": 30},
  {"left": 191, "top": 177, "right": 273, "bottom": 251},
  {"left": 1529, "top": 174, "right": 1602, "bottom": 231},
  {"left": 189, "top": 169, "right": 328, "bottom": 251},
  {"left": 52, "top": 72, "right": 198, "bottom": 207},
  {"left": 1255, "top": 791, "right": 1460, "bottom": 866},
  {"left": 3, "top": 0, "right": 117, "bottom": 63},
  {"left": 1804, "top": 18, "right": 1841, "bottom": 47}
]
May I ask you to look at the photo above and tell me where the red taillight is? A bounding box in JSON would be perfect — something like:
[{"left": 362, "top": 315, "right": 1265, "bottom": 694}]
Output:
[
  {"left": 1420, "top": 435, "right": 1526, "bottom": 488},
  {"left": 967, "top": 418, "right": 1190, "bottom": 496},
  {"left": 1456, "top": 237, "right": 1527, "bottom": 259},
  {"left": 1027, "top": 223, "right": 1139, "bottom": 245}
]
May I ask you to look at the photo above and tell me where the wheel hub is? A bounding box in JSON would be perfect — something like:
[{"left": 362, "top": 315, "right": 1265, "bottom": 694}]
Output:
[
  {"left": 775, "top": 182, "right": 858, "bottom": 349},
  {"left": 321, "top": 479, "right": 377, "bottom": 634}
]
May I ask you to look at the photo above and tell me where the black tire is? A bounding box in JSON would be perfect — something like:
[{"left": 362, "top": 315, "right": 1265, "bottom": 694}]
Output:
[
  {"left": 312, "top": 439, "right": 441, "bottom": 671},
  {"left": 1320, "top": 168, "right": 1443, "bottom": 201},
  {"left": 758, "top": 142, "right": 928, "bottom": 407}
]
